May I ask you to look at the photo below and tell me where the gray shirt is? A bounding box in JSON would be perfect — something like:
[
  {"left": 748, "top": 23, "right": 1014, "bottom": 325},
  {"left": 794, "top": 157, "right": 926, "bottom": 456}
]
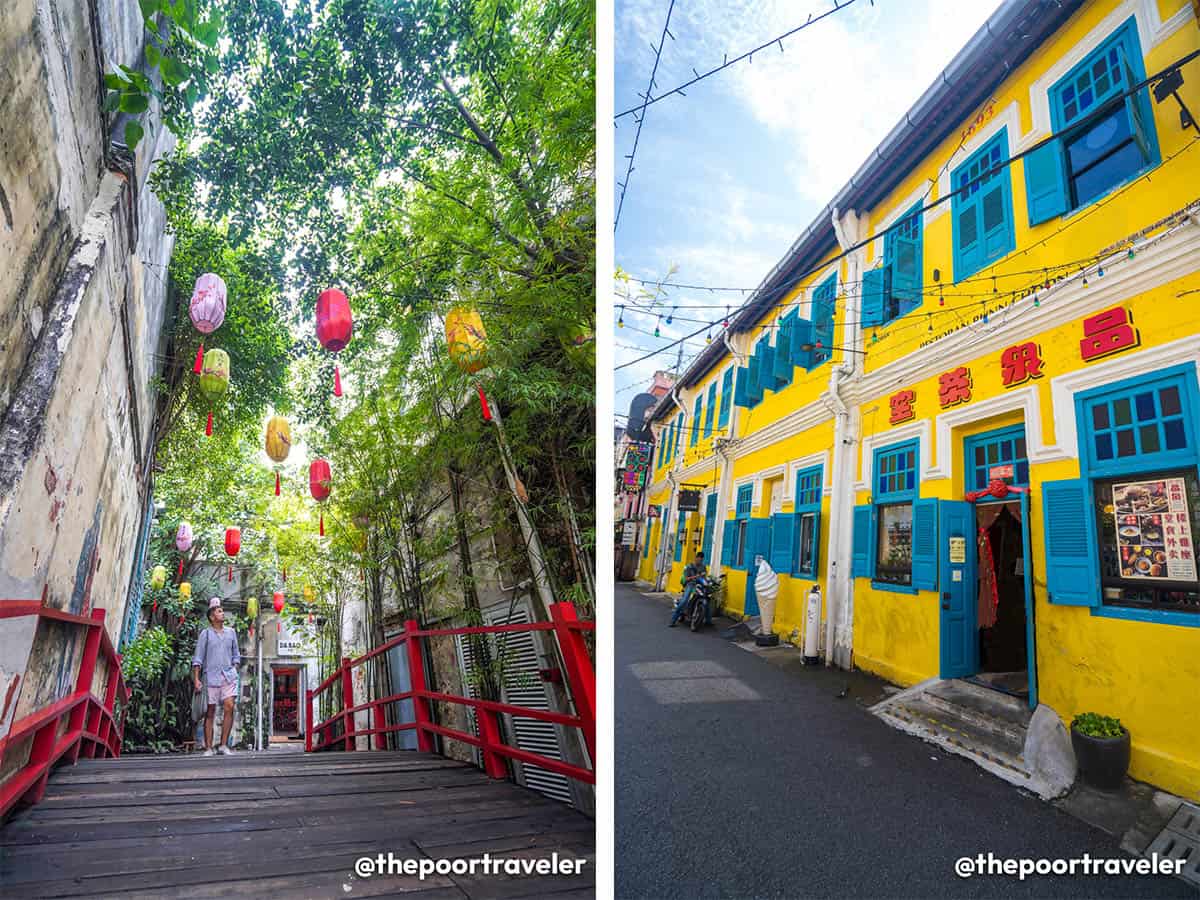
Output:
[{"left": 192, "top": 626, "right": 241, "bottom": 686}]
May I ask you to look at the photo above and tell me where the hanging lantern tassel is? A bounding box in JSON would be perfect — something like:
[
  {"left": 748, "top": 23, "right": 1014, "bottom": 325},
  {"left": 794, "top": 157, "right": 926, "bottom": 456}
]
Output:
[
  {"left": 477, "top": 384, "right": 492, "bottom": 422},
  {"left": 333, "top": 365, "right": 343, "bottom": 398},
  {"left": 277, "top": 620, "right": 282, "bottom": 634},
  {"left": 177, "top": 559, "right": 183, "bottom": 579},
  {"left": 275, "top": 471, "right": 281, "bottom": 496},
  {"left": 193, "top": 343, "right": 204, "bottom": 374},
  {"left": 319, "top": 513, "right": 325, "bottom": 536},
  {"left": 152, "top": 600, "right": 157, "bottom": 613},
  {"left": 249, "top": 626, "right": 255, "bottom": 640},
  {"left": 205, "top": 411, "right": 214, "bottom": 437},
  {"left": 228, "top": 564, "right": 232, "bottom": 582},
  {"left": 282, "top": 567, "right": 287, "bottom": 582},
  {"left": 308, "top": 612, "right": 314, "bottom": 624}
]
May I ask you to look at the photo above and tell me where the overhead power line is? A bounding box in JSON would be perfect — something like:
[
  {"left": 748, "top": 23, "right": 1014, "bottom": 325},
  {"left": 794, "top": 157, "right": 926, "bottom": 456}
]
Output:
[
  {"left": 615, "top": 0, "right": 676, "bottom": 231},
  {"left": 613, "top": 47, "right": 1200, "bottom": 372},
  {"left": 614, "top": 0, "right": 865, "bottom": 121}
]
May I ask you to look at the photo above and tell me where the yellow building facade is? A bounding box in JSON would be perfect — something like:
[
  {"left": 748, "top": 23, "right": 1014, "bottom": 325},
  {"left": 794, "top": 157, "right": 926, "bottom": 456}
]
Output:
[{"left": 637, "top": 0, "right": 1200, "bottom": 798}]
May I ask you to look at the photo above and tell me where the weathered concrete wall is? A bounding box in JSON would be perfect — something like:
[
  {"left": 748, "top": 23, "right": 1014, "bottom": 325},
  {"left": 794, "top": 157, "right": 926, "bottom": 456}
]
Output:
[{"left": 0, "top": 0, "right": 173, "bottom": 764}]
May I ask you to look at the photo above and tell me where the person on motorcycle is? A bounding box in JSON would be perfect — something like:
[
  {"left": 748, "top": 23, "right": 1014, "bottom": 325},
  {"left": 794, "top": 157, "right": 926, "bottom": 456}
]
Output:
[{"left": 669, "top": 552, "right": 707, "bottom": 627}]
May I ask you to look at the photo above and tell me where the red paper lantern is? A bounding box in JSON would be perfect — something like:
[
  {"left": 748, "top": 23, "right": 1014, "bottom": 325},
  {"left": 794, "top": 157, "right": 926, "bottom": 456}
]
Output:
[
  {"left": 316, "top": 289, "right": 353, "bottom": 397},
  {"left": 273, "top": 590, "right": 285, "bottom": 634},
  {"left": 310, "top": 458, "right": 332, "bottom": 535},
  {"left": 225, "top": 526, "right": 240, "bottom": 581}
]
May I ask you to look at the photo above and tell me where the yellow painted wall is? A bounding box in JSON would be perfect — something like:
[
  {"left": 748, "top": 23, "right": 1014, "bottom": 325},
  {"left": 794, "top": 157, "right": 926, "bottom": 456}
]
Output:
[{"left": 851, "top": 274, "right": 1200, "bottom": 798}]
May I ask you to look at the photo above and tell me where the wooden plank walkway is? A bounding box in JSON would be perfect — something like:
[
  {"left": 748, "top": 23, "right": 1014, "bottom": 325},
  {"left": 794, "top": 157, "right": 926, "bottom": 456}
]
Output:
[{"left": 0, "top": 749, "right": 594, "bottom": 899}]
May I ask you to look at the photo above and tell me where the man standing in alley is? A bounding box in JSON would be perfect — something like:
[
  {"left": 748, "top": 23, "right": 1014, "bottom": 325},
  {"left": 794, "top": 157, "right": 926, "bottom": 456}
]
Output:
[{"left": 192, "top": 598, "right": 241, "bottom": 756}]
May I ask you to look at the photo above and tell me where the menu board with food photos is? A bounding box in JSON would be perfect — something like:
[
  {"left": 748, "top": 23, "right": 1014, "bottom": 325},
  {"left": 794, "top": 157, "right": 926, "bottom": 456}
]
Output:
[{"left": 1112, "top": 477, "right": 1197, "bottom": 582}]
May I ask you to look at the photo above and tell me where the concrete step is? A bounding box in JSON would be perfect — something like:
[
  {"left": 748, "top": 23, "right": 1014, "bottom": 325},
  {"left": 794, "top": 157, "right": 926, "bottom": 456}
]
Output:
[
  {"left": 921, "top": 679, "right": 1032, "bottom": 747},
  {"left": 880, "top": 696, "right": 1031, "bottom": 782}
]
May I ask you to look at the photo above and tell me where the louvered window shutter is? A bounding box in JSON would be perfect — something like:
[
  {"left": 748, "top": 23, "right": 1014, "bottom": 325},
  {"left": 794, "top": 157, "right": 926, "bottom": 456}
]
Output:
[
  {"left": 1042, "top": 479, "right": 1100, "bottom": 606},
  {"left": 911, "top": 498, "right": 938, "bottom": 591}
]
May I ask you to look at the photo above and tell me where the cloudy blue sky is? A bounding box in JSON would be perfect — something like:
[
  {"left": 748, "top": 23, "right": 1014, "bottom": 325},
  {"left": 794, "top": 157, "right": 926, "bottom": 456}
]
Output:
[{"left": 613, "top": 0, "right": 1002, "bottom": 415}]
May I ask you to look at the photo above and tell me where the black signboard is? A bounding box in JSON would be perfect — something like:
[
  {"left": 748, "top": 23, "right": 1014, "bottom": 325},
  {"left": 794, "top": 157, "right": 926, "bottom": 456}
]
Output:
[{"left": 677, "top": 489, "right": 701, "bottom": 512}]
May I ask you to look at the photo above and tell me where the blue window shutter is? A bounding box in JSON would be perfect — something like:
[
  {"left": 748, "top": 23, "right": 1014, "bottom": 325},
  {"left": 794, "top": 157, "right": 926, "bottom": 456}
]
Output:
[
  {"left": 760, "top": 343, "right": 779, "bottom": 391},
  {"left": 1024, "top": 138, "right": 1068, "bottom": 225},
  {"left": 733, "top": 366, "right": 750, "bottom": 408},
  {"left": 1120, "top": 49, "right": 1158, "bottom": 166},
  {"left": 773, "top": 323, "right": 793, "bottom": 385},
  {"left": 1042, "top": 479, "right": 1100, "bottom": 606},
  {"left": 704, "top": 382, "right": 718, "bottom": 438},
  {"left": 674, "top": 512, "right": 687, "bottom": 562},
  {"left": 720, "top": 519, "right": 737, "bottom": 566},
  {"left": 955, "top": 199, "right": 982, "bottom": 280},
  {"left": 746, "top": 356, "right": 763, "bottom": 406},
  {"left": 861, "top": 267, "right": 886, "bottom": 327},
  {"left": 851, "top": 504, "right": 873, "bottom": 578},
  {"left": 676, "top": 414, "right": 684, "bottom": 457},
  {"left": 770, "top": 513, "right": 796, "bottom": 574},
  {"left": 790, "top": 316, "right": 813, "bottom": 370},
  {"left": 719, "top": 368, "right": 734, "bottom": 427},
  {"left": 690, "top": 397, "right": 702, "bottom": 446},
  {"left": 980, "top": 180, "right": 1011, "bottom": 260},
  {"left": 911, "top": 498, "right": 938, "bottom": 591},
  {"left": 809, "top": 509, "right": 822, "bottom": 577}
]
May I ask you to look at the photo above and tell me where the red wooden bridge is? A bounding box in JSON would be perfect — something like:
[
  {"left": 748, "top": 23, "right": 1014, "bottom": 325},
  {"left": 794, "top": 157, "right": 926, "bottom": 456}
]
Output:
[{"left": 0, "top": 601, "right": 595, "bottom": 899}]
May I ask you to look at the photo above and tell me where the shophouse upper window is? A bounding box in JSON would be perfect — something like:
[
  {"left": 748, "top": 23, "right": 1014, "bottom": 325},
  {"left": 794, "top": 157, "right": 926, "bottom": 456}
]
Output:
[
  {"left": 1027, "top": 18, "right": 1159, "bottom": 224},
  {"left": 703, "top": 381, "right": 718, "bottom": 439},
  {"left": 718, "top": 367, "right": 734, "bottom": 431},
  {"left": 808, "top": 274, "right": 836, "bottom": 369},
  {"left": 792, "top": 465, "right": 823, "bottom": 578},
  {"left": 951, "top": 128, "right": 1015, "bottom": 281},
  {"left": 734, "top": 483, "right": 753, "bottom": 567},
  {"left": 1045, "top": 365, "right": 1199, "bottom": 620},
  {"left": 874, "top": 441, "right": 919, "bottom": 586},
  {"left": 689, "top": 395, "right": 702, "bottom": 446},
  {"left": 864, "top": 205, "right": 923, "bottom": 329}
]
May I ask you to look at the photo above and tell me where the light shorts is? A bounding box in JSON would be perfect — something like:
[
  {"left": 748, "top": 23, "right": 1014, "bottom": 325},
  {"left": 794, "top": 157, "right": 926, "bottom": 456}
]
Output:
[{"left": 207, "top": 677, "right": 237, "bottom": 705}]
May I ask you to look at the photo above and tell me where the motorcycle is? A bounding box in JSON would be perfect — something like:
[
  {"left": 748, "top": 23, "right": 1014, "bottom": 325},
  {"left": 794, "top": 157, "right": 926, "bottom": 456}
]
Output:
[{"left": 686, "top": 574, "right": 725, "bottom": 632}]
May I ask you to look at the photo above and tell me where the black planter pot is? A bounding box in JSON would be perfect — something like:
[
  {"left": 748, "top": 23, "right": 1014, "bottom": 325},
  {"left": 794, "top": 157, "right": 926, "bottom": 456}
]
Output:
[{"left": 1071, "top": 725, "right": 1130, "bottom": 790}]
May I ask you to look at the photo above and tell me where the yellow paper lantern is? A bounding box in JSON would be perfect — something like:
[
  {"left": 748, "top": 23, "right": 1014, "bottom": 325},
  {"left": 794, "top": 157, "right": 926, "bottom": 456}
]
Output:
[
  {"left": 246, "top": 596, "right": 259, "bottom": 619},
  {"left": 445, "top": 307, "right": 487, "bottom": 374},
  {"left": 303, "top": 584, "right": 315, "bottom": 603},
  {"left": 150, "top": 565, "right": 167, "bottom": 590},
  {"left": 265, "top": 416, "right": 292, "bottom": 463},
  {"left": 179, "top": 582, "right": 192, "bottom": 599}
]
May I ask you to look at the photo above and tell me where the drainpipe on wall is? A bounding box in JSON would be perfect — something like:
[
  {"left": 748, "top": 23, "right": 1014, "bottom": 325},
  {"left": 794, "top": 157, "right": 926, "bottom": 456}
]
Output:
[
  {"left": 711, "top": 330, "right": 743, "bottom": 581},
  {"left": 823, "top": 207, "right": 865, "bottom": 669},
  {"left": 654, "top": 389, "right": 688, "bottom": 592}
]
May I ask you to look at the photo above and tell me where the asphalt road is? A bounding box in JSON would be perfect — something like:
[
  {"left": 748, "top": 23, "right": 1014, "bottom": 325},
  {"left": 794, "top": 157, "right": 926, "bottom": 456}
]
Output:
[{"left": 614, "top": 582, "right": 1194, "bottom": 899}]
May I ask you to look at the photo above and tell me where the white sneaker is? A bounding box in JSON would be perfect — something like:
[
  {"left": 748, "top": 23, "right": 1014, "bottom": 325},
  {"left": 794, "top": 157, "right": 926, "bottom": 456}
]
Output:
[
  {"left": 203, "top": 747, "right": 216, "bottom": 757},
  {"left": 218, "top": 745, "right": 235, "bottom": 756}
]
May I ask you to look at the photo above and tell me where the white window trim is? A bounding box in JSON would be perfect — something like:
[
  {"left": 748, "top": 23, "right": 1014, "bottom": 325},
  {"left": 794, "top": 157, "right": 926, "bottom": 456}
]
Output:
[{"left": 787, "top": 451, "right": 833, "bottom": 499}]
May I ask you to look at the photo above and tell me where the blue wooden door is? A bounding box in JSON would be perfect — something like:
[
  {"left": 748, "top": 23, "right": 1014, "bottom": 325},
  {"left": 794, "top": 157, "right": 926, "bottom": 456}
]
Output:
[
  {"left": 743, "top": 518, "right": 771, "bottom": 617},
  {"left": 701, "top": 493, "right": 718, "bottom": 560},
  {"left": 1020, "top": 491, "right": 1038, "bottom": 709},
  {"left": 939, "top": 501, "right": 979, "bottom": 678}
]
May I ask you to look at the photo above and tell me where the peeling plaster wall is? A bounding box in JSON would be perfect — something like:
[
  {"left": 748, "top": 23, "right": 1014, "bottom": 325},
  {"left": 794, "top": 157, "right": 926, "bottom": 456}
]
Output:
[{"left": 0, "top": 0, "right": 173, "bottom": 765}]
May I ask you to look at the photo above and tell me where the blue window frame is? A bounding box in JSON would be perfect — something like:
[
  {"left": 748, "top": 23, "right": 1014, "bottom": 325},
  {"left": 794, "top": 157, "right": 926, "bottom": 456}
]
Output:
[
  {"left": 880, "top": 204, "right": 923, "bottom": 325},
  {"left": 1048, "top": 363, "right": 1200, "bottom": 624},
  {"left": 1046, "top": 18, "right": 1159, "bottom": 216},
  {"left": 873, "top": 440, "right": 919, "bottom": 588},
  {"left": 964, "top": 425, "right": 1030, "bottom": 494},
  {"left": 792, "top": 465, "right": 823, "bottom": 577},
  {"left": 689, "top": 396, "right": 702, "bottom": 446},
  {"left": 718, "top": 367, "right": 734, "bottom": 430},
  {"left": 807, "top": 274, "right": 836, "bottom": 369},
  {"left": 951, "top": 129, "right": 1015, "bottom": 281},
  {"left": 734, "top": 483, "right": 754, "bottom": 567},
  {"left": 704, "top": 381, "right": 718, "bottom": 439}
]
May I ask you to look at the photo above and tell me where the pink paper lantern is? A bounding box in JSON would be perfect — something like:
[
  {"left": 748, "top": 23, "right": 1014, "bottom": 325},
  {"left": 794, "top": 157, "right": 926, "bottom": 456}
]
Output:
[
  {"left": 175, "top": 522, "right": 193, "bottom": 553},
  {"left": 190, "top": 274, "right": 227, "bottom": 334}
]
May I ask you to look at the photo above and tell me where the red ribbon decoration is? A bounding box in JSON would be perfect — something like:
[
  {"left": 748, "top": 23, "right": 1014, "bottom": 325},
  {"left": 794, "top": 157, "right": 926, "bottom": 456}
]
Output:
[
  {"left": 333, "top": 365, "right": 343, "bottom": 398},
  {"left": 177, "top": 559, "right": 183, "bottom": 579},
  {"left": 275, "top": 472, "right": 281, "bottom": 496},
  {"left": 193, "top": 343, "right": 204, "bottom": 374},
  {"left": 477, "top": 385, "right": 492, "bottom": 422},
  {"left": 319, "top": 513, "right": 325, "bottom": 536},
  {"left": 205, "top": 411, "right": 214, "bottom": 436}
]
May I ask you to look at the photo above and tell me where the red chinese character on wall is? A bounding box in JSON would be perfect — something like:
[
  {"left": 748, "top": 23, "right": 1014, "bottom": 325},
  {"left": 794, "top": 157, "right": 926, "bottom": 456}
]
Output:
[
  {"left": 889, "top": 390, "right": 916, "bottom": 425},
  {"left": 1080, "top": 306, "right": 1139, "bottom": 361},
  {"left": 938, "top": 367, "right": 973, "bottom": 408},
  {"left": 1000, "top": 342, "right": 1044, "bottom": 387}
]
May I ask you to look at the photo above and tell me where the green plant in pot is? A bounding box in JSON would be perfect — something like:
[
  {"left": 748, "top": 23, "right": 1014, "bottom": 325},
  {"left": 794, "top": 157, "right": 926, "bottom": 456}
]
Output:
[{"left": 1070, "top": 712, "right": 1130, "bottom": 790}]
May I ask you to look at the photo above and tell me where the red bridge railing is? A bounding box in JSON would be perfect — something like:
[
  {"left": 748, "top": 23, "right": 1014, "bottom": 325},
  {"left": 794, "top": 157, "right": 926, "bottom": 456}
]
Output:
[
  {"left": 307, "top": 601, "right": 595, "bottom": 787},
  {"left": 0, "top": 602, "right": 130, "bottom": 819}
]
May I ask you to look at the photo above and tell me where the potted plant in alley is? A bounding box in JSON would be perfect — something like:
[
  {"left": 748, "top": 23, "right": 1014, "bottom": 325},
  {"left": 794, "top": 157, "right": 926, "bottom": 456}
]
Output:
[{"left": 1070, "top": 712, "right": 1130, "bottom": 790}]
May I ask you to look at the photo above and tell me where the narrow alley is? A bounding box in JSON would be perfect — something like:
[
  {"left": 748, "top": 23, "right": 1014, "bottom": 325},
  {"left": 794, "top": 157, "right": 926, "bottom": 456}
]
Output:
[{"left": 613, "top": 583, "right": 1194, "bottom": 898}]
